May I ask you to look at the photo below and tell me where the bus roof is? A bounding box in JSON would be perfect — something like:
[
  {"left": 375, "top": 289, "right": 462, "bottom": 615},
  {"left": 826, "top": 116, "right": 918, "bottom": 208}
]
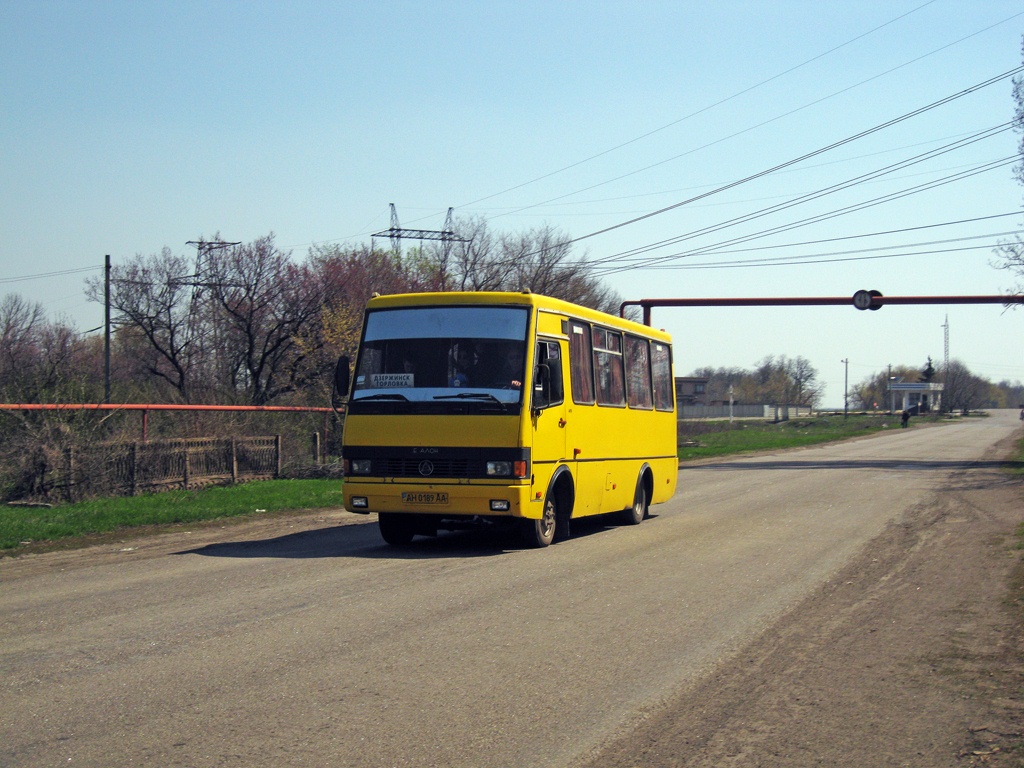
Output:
[{"left": 364, "top": 291, "right": 672, "bottom": 342}]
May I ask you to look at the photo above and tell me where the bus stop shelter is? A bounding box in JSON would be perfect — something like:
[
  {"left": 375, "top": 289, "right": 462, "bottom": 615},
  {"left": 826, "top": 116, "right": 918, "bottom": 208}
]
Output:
[{"left": 889, "top": 381, "right": 943, "bottom": 413}]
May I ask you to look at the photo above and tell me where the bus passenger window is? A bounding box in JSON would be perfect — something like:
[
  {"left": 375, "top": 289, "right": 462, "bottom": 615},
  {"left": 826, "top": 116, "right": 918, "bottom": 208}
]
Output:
[
  {"left": 593, "top": 328, "right": 625, "bottom": 407},
  {"left": 625, "top": 335, "right": 653, "bottom": 409},
  {"left": 568, "top": 321, "right": 595, "bottom": 404},
  {"left": 651, "top": 342, "right": 674, "bottom": 411}
]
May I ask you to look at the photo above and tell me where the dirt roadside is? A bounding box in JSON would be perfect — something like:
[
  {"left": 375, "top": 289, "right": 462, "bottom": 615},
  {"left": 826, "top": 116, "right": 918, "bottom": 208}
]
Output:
[{"left": 577, "top": 432, "right": 1024, "bottom": 768}]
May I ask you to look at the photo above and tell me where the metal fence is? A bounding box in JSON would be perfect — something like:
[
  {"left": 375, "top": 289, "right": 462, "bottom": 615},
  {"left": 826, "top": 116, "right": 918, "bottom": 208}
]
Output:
[
  {"left": 66, "top": 435, "right": 281, "bottom": 500},
  {"left": 677, "top": 404, "right": 814, "bottom": 420}
]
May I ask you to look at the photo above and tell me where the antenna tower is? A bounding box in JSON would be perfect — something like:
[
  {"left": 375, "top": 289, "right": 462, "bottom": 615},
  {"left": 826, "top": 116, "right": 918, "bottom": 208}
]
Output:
[{"left": 941, "top": 314, "right": 949, "bottom": 374}]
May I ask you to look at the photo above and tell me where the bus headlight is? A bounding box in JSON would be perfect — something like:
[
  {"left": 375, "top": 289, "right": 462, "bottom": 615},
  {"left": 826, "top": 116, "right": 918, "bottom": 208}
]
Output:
[
  {"left": 350, "top": 496, "right": 369, "bottom": 509},
  {"left": 490, "top": 500, "right": 511, "bottom": 511},
  {"left": 349, "top": 459, "right": 372, "bottom": 475},
  {"left": 486, "top": 461, "right": 512, "bottom": 476},
  {"left": 486, "top": 460, "right": 529, "bottom": 478}
]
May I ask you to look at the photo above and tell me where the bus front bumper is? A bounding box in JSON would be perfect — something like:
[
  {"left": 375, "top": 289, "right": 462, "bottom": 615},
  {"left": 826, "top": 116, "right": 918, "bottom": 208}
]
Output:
[{"left": 343, "top": 480, "right": 538, "bottom": 519}]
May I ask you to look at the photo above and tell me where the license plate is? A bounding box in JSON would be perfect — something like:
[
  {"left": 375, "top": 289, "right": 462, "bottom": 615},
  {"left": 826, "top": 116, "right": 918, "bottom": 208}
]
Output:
[{"left": 401, "top": 492, "right": 449, "bottom": 505}]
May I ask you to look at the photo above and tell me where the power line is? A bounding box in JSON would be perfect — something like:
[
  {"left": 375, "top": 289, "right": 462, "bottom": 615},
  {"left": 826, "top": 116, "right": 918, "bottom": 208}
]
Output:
[
  {"left": 567, "top": 68, "right": 1023, "bottom": 254},
  {"left": 589, "top": 122, "right": 1014, "bottom": 267},
  {"left": 291, "top": 11, "right": 1024, "bottom": 251},
  {"left": 457, "top": 0, "right": 943, "bottom": 210},
  {"left": 475, "top": 24, "right": 1024, "bottom": 226},
  {"left": 606, "top": 212, "right": 1024, "bottom": 264},
  {"left": 0, "top": 265, "right": 99, "bottom": 285},
  {"left": 594, "top": 155, "right": 1018, "bottom": 275},
  {"left": 468, "top": 129, "right": 1004, "bottom": 215},
  {"left": 639, "top": 238, "right": 1020, "bottom": 272}
]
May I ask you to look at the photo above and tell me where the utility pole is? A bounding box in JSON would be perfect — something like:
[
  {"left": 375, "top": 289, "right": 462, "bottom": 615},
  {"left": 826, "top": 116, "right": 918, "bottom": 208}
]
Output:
[
  {"left": 888, "top": 363, "right": 894, "bottom": 414},
  {"left": 841, "top": 358, "right": 848, "bottom": 419},
  {"left": 104, "top": 255, "right": 111, "bottom": 404}
]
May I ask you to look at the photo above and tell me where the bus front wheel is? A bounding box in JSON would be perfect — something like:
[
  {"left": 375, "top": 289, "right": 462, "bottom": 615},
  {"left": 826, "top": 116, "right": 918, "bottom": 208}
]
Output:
[
  {"left": 521, "top": 495, "right": 557, "bottom": 548},
  {"left": 378, "top": 513, "right": 415, "bottom": 546}
]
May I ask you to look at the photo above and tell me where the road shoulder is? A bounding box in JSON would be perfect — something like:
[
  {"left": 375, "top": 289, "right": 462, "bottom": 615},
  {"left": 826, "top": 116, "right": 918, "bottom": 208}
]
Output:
[{"left": 578, "top": 433, "right": 1024, "bottom": 767}]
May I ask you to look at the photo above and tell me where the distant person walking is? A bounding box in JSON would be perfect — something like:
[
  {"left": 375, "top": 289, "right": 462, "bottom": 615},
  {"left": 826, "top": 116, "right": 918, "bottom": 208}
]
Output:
[{"left": 901, "top": 410, "right": 910, "bottom": 429}]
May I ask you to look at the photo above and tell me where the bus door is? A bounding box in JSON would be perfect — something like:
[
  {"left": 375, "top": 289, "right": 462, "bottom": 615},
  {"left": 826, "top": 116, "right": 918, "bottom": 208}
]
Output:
[
  {"left": 530, "top": 339, "right": 567, "bottom": 492},
  {"left": 564, "top": 319, "right": 604, "bottom": 516}
]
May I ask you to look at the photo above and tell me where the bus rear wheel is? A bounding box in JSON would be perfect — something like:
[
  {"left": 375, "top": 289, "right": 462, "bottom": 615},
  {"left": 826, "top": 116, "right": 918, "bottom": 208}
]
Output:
[
  {"left": 520, "top": 495, "right": 556, "bottom": 548},
  {"left": 378, "top": 513, "right": 415, "bottom": 546},
  {"left": 620, "top": 474, "right": 649, "bottom": 525}
]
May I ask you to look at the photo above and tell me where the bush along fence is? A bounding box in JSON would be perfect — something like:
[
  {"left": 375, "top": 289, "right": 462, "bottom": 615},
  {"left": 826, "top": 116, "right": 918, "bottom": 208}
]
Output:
[{"left": 62, "top": 436, "right": 282, "bottom": 501}]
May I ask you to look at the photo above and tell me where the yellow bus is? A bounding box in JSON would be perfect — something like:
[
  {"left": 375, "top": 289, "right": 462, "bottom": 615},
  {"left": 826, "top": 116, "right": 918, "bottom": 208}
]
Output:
[{"left": 333, "top": 291, "right": 677, "bottom": 547}]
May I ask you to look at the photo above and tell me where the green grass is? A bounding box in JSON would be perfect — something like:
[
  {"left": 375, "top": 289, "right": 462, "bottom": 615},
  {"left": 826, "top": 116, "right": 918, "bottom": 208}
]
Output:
[
  {"left": 0, "top": 479, "right": 345, "bottom": 552},
  {"left": 677, "top": 413, "right": 919, "bottom": 461}
]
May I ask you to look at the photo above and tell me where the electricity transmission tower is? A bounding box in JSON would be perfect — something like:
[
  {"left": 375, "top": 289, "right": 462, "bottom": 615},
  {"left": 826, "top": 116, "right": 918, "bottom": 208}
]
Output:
[
  {"left": 372, "top": 204, "right": 468, "bottom": 260},
  {"left": 184, "top": 239, "right": 241, "bottom": 288},
  {"left": 182, "top": 239, "right": 241, "bottom": 389}
]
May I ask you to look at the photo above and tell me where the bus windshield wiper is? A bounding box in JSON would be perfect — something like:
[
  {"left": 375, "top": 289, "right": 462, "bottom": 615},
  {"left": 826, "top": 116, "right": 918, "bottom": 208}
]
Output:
[
  {"left": 354, "top": 393, "right": 410, "bottom": 402},
  {"left": 434, "top": 392, "right": 506, "bottom": 409}
]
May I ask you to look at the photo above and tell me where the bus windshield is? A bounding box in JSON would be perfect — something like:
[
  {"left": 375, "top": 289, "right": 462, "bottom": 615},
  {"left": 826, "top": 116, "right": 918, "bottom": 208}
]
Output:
[{"left": 352, "top": 305, "right": 530, "bottom": 409}]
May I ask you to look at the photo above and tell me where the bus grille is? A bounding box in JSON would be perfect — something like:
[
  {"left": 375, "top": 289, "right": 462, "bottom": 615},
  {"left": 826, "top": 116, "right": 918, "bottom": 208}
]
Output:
[{"left": 379, "top": 458, "right": 473, "bottom": 478}]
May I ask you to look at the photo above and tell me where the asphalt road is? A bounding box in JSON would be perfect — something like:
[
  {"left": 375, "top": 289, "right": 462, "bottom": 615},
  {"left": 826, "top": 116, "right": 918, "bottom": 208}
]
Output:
[{"left": 2, "top": 411, "right": 1021, "bottom": 768}]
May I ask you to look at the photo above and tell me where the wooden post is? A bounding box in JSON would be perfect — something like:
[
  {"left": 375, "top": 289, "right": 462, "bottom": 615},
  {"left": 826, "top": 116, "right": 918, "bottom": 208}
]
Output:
[
  {"left": 274, "top": 435, "right": 282, "bottom": 478},
  {"left": 311, "top": 431, "right": 321, "bottom": 464},
  {"left": 231, "top": 438, "right": 238, "bottom": 484},
  {"left": 130, "top": 442, "right": 138, "bottom": 497},
  {"left": 64, "top": 446, "right": 74, "bottom": 503},
  {"left": 183, "top": 440, "right": 191, "bottom": 490}
]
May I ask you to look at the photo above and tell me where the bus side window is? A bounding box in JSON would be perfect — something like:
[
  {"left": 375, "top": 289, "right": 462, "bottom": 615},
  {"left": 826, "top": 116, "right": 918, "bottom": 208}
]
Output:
[
  {"left": 593, "top": 328, "right": 625, "bottom": 407},
  {"left": 625, "top": 335, "right": 653, "bottom": 409},
  {"left": 651, "top": 342, "right": 674, "bottom": 411},
  {"left": 568, "top": 321, "right": 595, "bottom": 404},
  {"left": 534, "top": 341, "right": 564, "bottom": 409}
]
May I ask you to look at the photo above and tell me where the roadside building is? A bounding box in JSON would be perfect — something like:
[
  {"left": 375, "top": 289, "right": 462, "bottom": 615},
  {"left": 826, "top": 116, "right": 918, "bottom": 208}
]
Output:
[{"left": 675, "top": 376, "right": 710, "bottom": 406}]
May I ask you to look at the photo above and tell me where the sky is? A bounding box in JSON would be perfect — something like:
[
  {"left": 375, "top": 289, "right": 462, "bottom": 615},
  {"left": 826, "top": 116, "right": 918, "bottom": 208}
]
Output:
[{"left": 2, "top": 0, "right": 1024, "bottom": 408}]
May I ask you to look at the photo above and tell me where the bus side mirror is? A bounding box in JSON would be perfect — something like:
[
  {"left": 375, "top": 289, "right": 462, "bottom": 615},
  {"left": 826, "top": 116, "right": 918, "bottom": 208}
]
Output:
[
  {"left": 533, "top": 363, "right": 551, "bottom": 411},
  {"left": 333, "top": 356, "right": 351, "bottom": 400}
]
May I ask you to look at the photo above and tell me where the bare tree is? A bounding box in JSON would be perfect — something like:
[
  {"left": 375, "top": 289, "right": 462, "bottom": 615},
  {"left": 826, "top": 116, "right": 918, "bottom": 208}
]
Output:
[
  {"left": 0, "top": 294, "right": 45, "bottom": 397},
  {"left": 725, "top": 355, "right": 822, "bottom": 408},
  {"left": 940, "top": 359, "right": 990, "bottom": 413},
  {"left": 205, "top": 235, "right": 326, "bottom": 405},
  {"left": 449, "top": 216, "right": 506, "bottom": 291},
  {"left": 784, "top": 356, "right": 823, "bottom": 407},
  {"left": 421, "top": 217, "right": 625, "bottom": 314},
  {"left": 849, "top": 365, "right": 919, "bottom": 411},
  {"left": 995, "top": 37, "right": 1024, "bottom": 291},
  {"left": 86, "top": 248, "right": 200, "bottom": 401},
  {"left": 688, "top": 365, "right": 748, "bottom": 403},
  {"left": 91, "top": 237, "right": 331, "bottom": 405},
  {"left": 0, "top": 293, "right": 92, "bottom": 403},
  {"left": 994, "top": 378, "right": 1024, "bottom": 407},
  {"left": 308, "top": 243, "right": 425, "bottom": 368}
]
